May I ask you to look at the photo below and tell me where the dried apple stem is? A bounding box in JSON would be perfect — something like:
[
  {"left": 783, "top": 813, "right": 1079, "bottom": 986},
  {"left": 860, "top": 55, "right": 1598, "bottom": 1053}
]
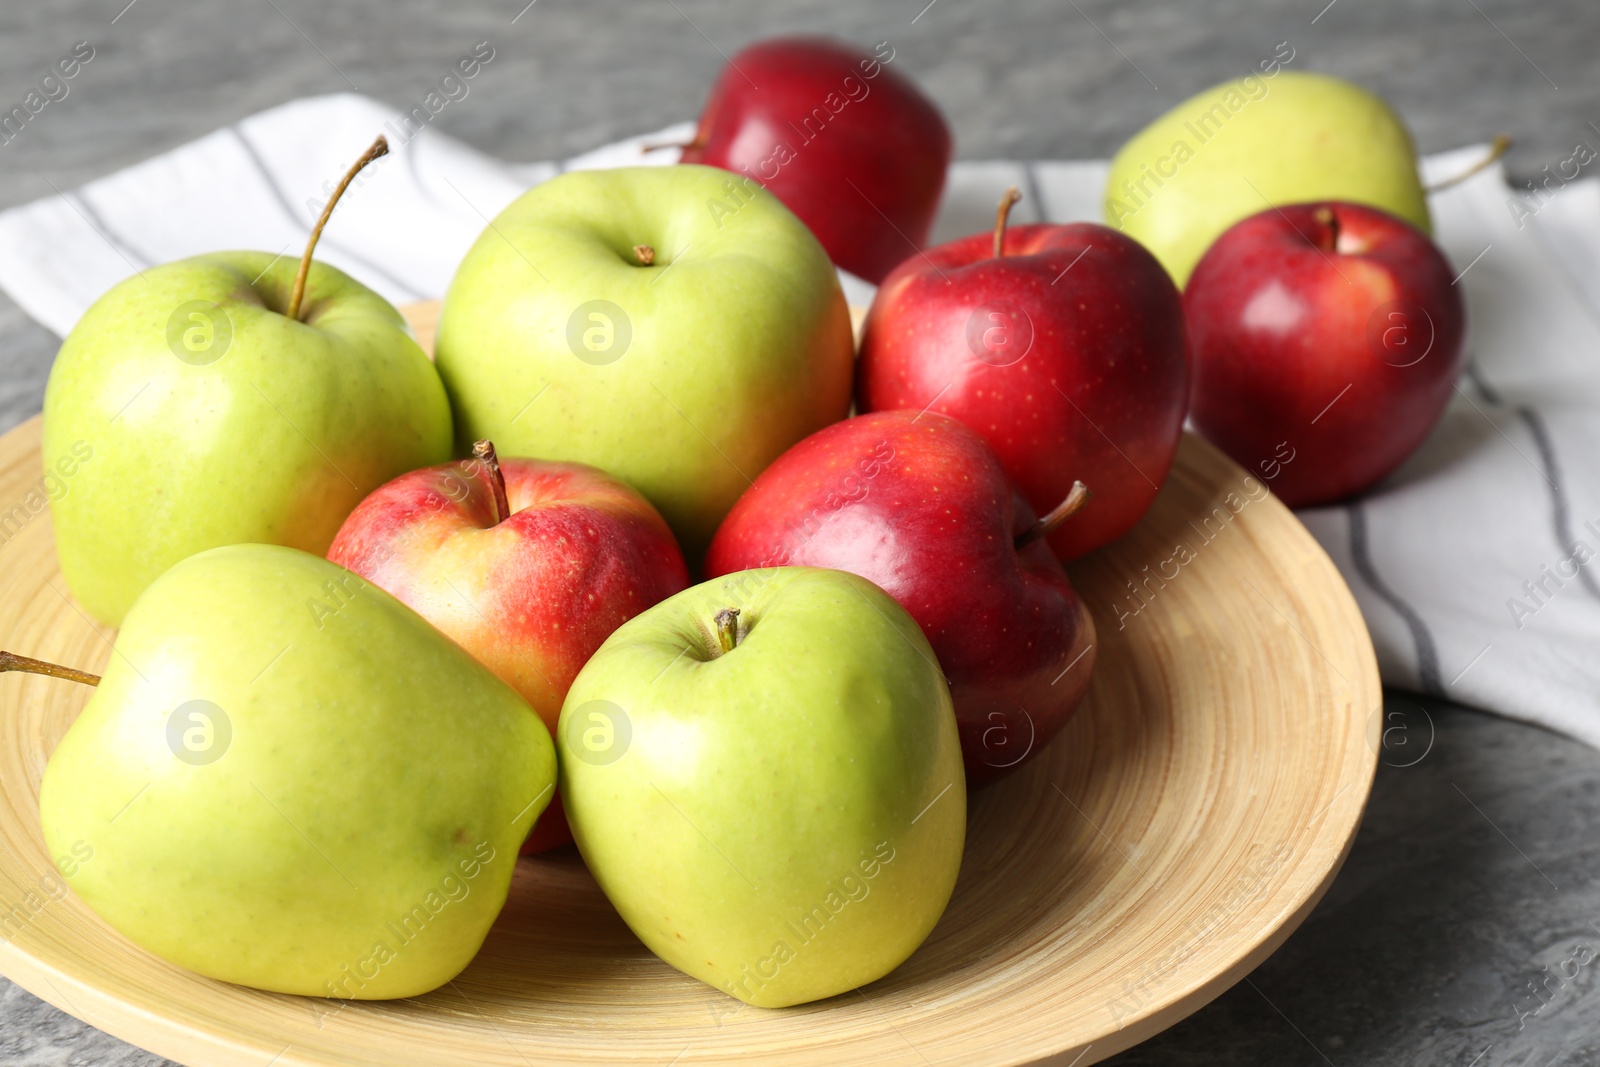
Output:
[
  {"left": 471, "top": 440, "right": 510, "bottom": 525},
  {"left": 714, "top": 609, "right": 741, "bottom": 654},
  {"left": 633, "top": 244, "right": 656, "bottom": 266},
  {"left": 0, "top": 651, "right": 100, "bottom": 687},
  {"left": 1425, "top": 133, "right": 1512, "bottom": 194},
  {"left": 639, "top": 133, "right": 704, "bottom": 155},
  {"left": 285, "top": 135, "right": 390, "bottom": 322},
  {"left": 993, "top": 186, "right": 1022, "bottom": 259},
  {"left": 1015, "top": 481, "right": 1090, "bottom": 549}
]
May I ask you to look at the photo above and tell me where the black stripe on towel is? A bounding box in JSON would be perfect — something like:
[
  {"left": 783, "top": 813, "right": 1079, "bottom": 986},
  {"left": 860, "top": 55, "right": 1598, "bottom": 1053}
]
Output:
[
  {"left": 1516, "top": 408, "right": 1600, "bottom": 600},
  {"left": 1468, "top": 360, "right": 1600, "bottom": 601},
  {"left": 1346, "top": 500, "right": 1444, "bottom": 696},
  {"left": 228, "top": 126, "right": 426, "bottom": 303},
  {"left": 1464, "top": 360, "right": 1502, "bottom": 404}
]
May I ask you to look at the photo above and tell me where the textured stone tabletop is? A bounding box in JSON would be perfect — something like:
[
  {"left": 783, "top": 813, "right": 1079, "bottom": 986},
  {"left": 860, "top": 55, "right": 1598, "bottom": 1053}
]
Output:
[{"left": 3, "top": 1, "right": 1598, "bottom": 1064}]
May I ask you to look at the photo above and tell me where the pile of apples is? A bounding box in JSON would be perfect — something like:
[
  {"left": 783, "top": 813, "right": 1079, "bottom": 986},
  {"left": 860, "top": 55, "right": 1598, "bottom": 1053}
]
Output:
[{"left": 8, "top": 36, "right": 1467, "bottom": 1012}]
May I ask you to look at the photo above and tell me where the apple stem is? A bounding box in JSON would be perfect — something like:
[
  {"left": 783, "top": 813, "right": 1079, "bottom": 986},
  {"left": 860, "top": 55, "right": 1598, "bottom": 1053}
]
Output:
[
  {"left": 0, "top": 650, "right": 100, "bottom": 688},
  {"left": 1425, "top": 133, "right": 1512, "bottom": 194},
  {"left": 633, "top": 244, "right": 656, "bottom": 266},
  {"left": 1015, "top": 481, "right": 1091, "bottom": 550},
  {"left": 284, "top": 135, "right": 391, "bottom": 323},
  {"left": 713, "top": 609, "right": 741, "bottom": 654},
  {"left": 471, "top": 439, "right": 510, "bottom": 525},
  {"left": 1312, "top": 206, "right": 1340, "bottom": 252},
  {"left": 993, "top": 186, "right": 1022, "bottom": 259},
  {"left": 639, "top": 132, "right": 704, "bottom": 155}
]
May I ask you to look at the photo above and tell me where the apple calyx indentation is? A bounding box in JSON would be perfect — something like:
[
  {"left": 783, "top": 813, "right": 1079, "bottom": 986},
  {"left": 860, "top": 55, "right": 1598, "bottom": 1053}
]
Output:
[
  {"left": 993, "top": 185, "right": 1022, "bottom": 259},
  {"left": 632, "top": 244, "right": 656, "bottom": 267},
  {"left": 470, "top": 439, "right": 511, "bottom": 526},
  {"left": 713, "top": 608, "right": 741, "bottom": 655},
  {"left": 0, "top": 650, "right": 101, "bottom": 688},
  {"left": 285, "top": 135, "right": 391, "bottom": 323},
  {"left": 1015, "top": 480, "right": 1090, "bottom": 550}
]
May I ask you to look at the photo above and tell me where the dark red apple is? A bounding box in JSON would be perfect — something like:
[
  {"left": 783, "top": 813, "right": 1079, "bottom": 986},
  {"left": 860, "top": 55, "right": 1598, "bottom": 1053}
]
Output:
[
  {"left": 857, "top": 191, "right": 1190, "bottom": 559},
  {"left": 678, "top": 36, "right": 950, "bottom": 284},
  {"left": 328, "top": 442, "right": 689, "bottom": 852},
  {"left": 705, "top": 409, "right": 1096, "bottom": 787},
  {"left": 1184, "top": 201, "right": 1466, "bottom": 506}
]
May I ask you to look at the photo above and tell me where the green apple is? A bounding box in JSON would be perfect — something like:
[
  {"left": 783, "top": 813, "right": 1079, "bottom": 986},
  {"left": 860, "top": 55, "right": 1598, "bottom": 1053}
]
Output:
[
  {"left": 434, "top": 165, "right": 855, "bottom": 561},
  {"left": 42, "top": 251, "right": 451, "bottom": 626},
  {"left": 1105, "top": 70, "right": 1430, "bottom": 286},
  {"left": 558, "top": 566, "right": 965, "bottom": 1007},
  {"left": 37, "top": 544, "right": 555, "bottom": 999}
]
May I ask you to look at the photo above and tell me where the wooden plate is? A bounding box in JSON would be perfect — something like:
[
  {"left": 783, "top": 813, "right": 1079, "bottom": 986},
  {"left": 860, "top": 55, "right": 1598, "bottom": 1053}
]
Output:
[{"left": 0, "top": 302, "right": 1379, "bottom": 1066}]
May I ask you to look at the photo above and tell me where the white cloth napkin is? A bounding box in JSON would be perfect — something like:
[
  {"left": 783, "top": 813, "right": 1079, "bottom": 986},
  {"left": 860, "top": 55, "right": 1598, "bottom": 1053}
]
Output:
[{"left": 3, "top": 93, "right": 1598, "bottom": 748}]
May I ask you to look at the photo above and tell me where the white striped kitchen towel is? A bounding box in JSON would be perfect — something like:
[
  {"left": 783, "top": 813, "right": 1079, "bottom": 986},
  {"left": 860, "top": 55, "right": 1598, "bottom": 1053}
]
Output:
[{"left": 1, "top": 93, "right": 1597, "bottom": 747}]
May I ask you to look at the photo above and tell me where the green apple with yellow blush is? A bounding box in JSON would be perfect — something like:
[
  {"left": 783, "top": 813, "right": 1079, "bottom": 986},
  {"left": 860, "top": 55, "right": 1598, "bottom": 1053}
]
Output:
[
  {"left": 16, "top": 543, "right": 556, "bottom": 999},
  {"left": 42, "top": 138, "right": 451, "bottom": 625},
  {"left": 1105, "top": 68, "right": 1432, "bottom": 286},
  {"left": 558, "top": 567, "right": 966, "bottom": 1007},
  {"left": 434, "top": 165, "right": 855, "bottom": 562}
]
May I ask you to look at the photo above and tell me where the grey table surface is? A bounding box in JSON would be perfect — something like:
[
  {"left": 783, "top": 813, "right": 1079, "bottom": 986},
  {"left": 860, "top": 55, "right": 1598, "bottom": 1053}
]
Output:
[{"left": 2, "top": 1, "right": 1597, "bottom": 1064}]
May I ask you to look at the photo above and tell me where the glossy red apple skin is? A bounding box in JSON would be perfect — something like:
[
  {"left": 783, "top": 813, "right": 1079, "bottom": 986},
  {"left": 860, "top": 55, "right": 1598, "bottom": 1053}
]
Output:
[
  {"left": 679, "top": 36, "right": 951, "bottom": 284},
  {"left": 1184, "top": 201, "right": 1466, "bottom": 507},
  {"left": 705, "top": 410, "right": 1096, "bottom": 787},
  {"left": 328, "top": 457, "right": 689, "bottom": 852},
  {"left": 857, "top": 222, "right": 1189, "bottom": 560}
]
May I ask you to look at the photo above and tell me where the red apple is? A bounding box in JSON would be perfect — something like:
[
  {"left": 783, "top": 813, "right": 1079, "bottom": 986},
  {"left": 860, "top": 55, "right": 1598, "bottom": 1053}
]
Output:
[
  {"left": 678, "top": 36, "right": 951, "bottom": 284},
  {"left": 327, "top": 442, "right": 689, "bottom": 852},
  {"left": 1184, "top": 201, "right": 1466, "bottom": 506},
  {"left": 705, "top": 410, "right": 1096, "bottom": 787},
  {"left": 857, "top": 191, "right": 1190, "bottom": 559}
]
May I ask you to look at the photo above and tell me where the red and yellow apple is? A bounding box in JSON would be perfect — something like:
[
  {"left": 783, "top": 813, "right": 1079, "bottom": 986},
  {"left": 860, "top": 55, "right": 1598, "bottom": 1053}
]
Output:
[{"left": 328, "top": 443, "right": 688, "bottom": 850}]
